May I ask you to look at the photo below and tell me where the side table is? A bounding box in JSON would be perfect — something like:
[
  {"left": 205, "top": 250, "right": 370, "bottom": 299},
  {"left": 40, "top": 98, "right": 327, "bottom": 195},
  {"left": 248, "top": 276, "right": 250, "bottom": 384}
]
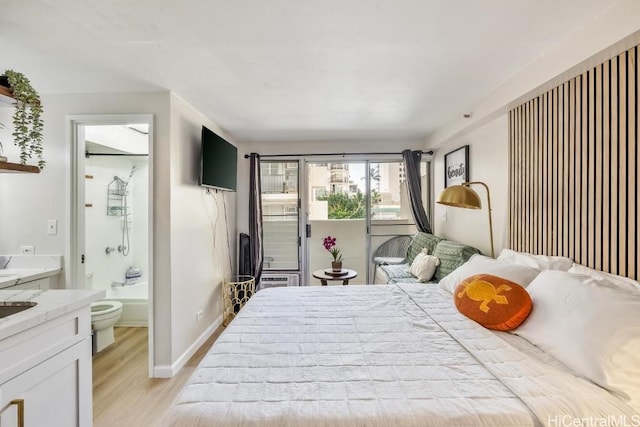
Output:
[{"left": 312, "top": 269, "right": 357, "bottom": 286}]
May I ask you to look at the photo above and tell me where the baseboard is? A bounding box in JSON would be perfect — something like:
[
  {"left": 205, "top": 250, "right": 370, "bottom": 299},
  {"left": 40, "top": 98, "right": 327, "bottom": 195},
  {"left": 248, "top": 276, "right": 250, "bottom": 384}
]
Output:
[{"left": 152, "top": 313, "right": 223, "bottom": 378}]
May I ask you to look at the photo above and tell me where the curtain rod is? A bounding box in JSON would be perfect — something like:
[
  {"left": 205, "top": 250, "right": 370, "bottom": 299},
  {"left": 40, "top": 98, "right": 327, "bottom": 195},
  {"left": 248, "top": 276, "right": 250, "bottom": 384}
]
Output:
[
  {"left": 243, "top": 150, "right": 433, "bottom": 159},
  {"left": 85, "top": 152, "right": 149, "bottom": 157}
]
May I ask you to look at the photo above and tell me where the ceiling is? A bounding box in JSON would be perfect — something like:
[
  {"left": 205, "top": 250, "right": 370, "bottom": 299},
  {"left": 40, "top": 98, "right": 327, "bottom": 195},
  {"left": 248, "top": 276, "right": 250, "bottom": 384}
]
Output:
[{"left": 0, "top": 0, "right": 620, "bottom": 143}]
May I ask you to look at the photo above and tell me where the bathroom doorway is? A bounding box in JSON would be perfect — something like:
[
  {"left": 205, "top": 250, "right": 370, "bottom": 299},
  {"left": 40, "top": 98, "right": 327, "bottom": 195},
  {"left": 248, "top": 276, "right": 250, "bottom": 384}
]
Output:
[{"left": 69, "top": 114, "right": 154, "bottom": 376}]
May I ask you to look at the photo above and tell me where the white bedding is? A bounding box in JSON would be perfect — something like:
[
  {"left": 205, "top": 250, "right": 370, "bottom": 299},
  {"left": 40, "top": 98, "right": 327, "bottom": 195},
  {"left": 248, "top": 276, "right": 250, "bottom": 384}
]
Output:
[{"left": 163, "top": 284, "right": 639, "bottom": 427}]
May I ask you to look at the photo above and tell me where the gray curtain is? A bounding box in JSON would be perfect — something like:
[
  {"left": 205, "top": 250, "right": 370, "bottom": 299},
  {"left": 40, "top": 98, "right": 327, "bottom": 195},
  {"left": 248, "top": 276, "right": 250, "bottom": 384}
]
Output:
[
  {"left": 249, "top": 153, "right": 264, "bottom": 283},
  {"left": 402, "top": 149, "right": 432, "bottom": 233}
]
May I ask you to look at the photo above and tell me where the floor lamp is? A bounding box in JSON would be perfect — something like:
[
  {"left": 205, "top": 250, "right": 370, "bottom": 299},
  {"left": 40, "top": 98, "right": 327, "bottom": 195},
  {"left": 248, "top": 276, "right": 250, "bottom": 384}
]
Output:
[{"left": 437, "top": 181, "right": 494, "bottom": 258}]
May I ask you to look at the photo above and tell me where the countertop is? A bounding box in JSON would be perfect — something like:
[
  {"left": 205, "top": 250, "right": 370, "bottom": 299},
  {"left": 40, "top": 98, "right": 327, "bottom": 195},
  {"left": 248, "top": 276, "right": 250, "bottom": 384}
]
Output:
[
  {"left": 0, "top": 288, "right": 105, "bottom": 340},
  {"left": 0, "top": 267, "right": 63, "bottom": 289}
]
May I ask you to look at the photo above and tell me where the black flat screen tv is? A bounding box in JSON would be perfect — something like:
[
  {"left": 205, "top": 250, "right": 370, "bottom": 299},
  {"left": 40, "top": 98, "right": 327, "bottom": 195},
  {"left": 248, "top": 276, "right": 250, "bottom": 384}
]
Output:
[{"left": 199, "top": 126, "right": 237, "bottom": 191}]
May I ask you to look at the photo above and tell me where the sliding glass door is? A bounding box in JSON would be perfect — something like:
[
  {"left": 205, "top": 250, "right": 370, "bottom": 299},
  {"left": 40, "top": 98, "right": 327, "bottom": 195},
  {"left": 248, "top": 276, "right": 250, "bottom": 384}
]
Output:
[
  {"left": 305, "top": 159, "right": 431, "bottom": 285},
  {"left": 307, "top": 161, "right": 368, "bottom": 285},
  {"left": 259, "top": 157, "right": 431, "bottom": 286}
]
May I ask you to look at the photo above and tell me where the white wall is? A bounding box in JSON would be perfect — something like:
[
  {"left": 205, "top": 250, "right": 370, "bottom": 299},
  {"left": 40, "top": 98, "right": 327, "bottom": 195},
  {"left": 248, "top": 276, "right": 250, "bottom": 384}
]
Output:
[
  {"left": 0, "top": 91, "right": 236, "bottom": 377},
  {"left": 167, "top": 92, "right": 236, "bottom": 368},
  {"left": 0, "top": 92, "right": 169, "bottom": 263},
  {"left": 431, "top": 115, "right": 508, "bottom": 256},
  {"left": 0, "top": 91, "right": 175, "bottom": 370},
  {"left": 131, "top": 159, "right": 150, "bottom": 285},
  {"left": 0, "top": 104, "right": 66, "bottom": 255}
]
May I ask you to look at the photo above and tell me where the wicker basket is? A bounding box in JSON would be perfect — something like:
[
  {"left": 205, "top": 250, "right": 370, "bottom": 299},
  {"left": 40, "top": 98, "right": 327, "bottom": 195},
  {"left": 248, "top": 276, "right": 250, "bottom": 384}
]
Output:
[{"left": 223, "top": 275, "right": 255, "bottom": 326}]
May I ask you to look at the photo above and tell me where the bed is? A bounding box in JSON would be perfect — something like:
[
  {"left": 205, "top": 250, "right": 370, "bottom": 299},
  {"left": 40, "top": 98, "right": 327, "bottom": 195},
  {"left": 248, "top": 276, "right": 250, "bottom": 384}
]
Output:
[{"left": 163, "top": 268, "right": 640, "bottom": 426}]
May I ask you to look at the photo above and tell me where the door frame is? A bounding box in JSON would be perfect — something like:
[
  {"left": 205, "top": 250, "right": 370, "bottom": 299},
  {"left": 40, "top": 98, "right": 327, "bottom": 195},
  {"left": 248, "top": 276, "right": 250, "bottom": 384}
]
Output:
[
  {"left": 67, "top": 113, "right": 155, "bottom": 376},
  {"left": 301, "top": 156, "right": 432, "bottom": 284}
]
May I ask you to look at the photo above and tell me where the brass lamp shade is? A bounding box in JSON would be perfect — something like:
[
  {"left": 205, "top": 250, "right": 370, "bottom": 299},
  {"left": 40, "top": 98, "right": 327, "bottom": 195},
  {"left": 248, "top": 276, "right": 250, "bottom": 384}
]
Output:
[
  {"left": 437, "top": 185, "right": 482, "bottom": 209},
  {"left": 437, "top": 181, "right": 494, "bottom": 258}
]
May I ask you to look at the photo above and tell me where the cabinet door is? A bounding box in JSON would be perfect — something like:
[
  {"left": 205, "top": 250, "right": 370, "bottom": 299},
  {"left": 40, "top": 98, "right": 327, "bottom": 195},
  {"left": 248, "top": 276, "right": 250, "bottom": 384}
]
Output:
[{"left": 0, "top": 337, "right": 92, "bottom": 427}]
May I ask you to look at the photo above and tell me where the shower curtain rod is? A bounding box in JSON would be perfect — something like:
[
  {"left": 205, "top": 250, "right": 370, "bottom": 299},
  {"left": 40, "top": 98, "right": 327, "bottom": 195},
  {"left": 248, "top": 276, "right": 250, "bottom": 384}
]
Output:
[
  {"left": 243, "top": 150, "right": 433, "bottom": 159},
  {"left": 85, "top": 152, "right": 149, "bottom": 157}
]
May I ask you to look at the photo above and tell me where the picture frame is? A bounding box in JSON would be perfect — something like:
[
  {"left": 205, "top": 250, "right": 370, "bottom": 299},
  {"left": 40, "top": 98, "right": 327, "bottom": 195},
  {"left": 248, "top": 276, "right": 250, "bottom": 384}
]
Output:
[{"left": 444, "top": 145, "right": 469, "bottom": 188}]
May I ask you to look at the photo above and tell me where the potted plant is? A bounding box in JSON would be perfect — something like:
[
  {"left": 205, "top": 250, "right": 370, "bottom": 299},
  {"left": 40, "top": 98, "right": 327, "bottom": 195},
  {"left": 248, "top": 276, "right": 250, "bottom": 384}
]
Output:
[
  {"left": 1, "top": 70, "right": 45, "bottom": 168},
  {"left": 322, "top": 235, "right": 344, "bottom": 272}
]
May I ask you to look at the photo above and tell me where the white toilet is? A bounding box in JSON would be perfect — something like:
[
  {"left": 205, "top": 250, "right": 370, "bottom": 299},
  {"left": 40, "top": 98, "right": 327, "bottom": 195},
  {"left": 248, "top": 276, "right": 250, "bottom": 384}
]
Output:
[{"left": 91, "top": 300, "right": 123, "bottom": 353}]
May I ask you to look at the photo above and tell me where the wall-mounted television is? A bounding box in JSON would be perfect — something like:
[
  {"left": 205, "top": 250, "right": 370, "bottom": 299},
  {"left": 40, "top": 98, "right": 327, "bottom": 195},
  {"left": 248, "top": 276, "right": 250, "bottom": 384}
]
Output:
[{"left": 199, "top": 126, "right": 237, "bottom": 191}]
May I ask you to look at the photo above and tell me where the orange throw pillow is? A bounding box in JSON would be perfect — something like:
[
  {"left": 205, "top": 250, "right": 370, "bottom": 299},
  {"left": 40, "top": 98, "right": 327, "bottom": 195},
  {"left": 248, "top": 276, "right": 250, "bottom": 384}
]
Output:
[{"left": 454, "top": 274, "right": 533, "bottom": 331}]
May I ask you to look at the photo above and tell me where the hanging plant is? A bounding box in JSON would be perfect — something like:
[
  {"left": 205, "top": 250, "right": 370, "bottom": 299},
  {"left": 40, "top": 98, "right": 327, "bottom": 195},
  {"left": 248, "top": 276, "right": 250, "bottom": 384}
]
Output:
[{"left": 1, "top": 70, "right": 45, "bottom": 168}]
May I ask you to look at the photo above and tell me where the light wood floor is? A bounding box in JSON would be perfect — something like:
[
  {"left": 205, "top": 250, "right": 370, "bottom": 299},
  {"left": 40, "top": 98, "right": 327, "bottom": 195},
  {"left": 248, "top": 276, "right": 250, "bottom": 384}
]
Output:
[{"left": 93, "top": 326, "right": 224, "bottom": 427}]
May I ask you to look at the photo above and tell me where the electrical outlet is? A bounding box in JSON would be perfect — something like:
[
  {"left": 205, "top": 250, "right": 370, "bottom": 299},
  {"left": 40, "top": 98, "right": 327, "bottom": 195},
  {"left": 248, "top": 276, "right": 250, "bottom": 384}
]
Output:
[
  {"left": 20, "top": 245, "right": 35, "bottom": 255},
  {"left": 47, "top": 219, "right": 58, "bottom": 235},
  {"left": 196, "top": 309, "right": 204, "bottom": 322}
]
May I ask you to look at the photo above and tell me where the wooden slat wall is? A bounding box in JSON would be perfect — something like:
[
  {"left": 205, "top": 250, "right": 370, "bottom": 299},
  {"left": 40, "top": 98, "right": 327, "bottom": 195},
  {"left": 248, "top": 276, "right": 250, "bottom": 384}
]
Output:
[{"left": 509, "top": 44, "right": 640, "bottom": 280}]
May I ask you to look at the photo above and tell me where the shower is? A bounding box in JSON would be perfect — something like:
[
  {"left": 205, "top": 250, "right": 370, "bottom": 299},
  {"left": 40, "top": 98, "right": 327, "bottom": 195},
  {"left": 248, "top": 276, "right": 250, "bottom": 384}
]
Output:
[{"left": 107, "top": 165, "right": 137, "bottom": 256}]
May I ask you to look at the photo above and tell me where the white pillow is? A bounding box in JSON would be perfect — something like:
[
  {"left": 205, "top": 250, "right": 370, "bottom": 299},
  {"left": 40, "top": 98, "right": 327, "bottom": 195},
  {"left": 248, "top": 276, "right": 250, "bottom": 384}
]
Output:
[
  {"left": 568, "top": 264, "right": 640, "bottom": 294},
  {"left": 438, "top": 254, "right": 540, "bottom": 293},
  {"left": 497, "top": 248, "right": 573, "bottom": 271},
  {"left": 515, "top": 270, "right": 640, "bottom": 406},
  {"left": 410, "top": 250, "right": 440, "bottom": 282}
]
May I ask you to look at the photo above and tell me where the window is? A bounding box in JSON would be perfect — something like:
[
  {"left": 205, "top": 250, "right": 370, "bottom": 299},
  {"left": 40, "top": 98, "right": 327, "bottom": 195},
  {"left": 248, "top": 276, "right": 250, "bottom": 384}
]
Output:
[
  {"left": 366, "top": 160, "right": 431, "bottom": 282},
  {"left": 313, "top": 187, "right": 326, "bottom": 199},
  {"left": 260, "top": 161, "right": 299, "bottom": 270},
  {"left": 367, "top": 161, "right": 431, "bottom": 221}
]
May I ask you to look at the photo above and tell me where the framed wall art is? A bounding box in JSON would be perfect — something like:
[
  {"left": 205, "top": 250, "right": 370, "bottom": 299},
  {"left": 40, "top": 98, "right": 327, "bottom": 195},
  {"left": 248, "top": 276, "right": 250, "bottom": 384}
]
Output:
[{"left": 444, "top": 145, "right": 469, "bottom": 187}]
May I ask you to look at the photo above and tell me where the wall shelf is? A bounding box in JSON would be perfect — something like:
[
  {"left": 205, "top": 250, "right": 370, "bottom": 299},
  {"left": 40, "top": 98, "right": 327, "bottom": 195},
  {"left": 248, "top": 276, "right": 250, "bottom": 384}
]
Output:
[
  {"left": 0, "top": 83, "right": 43, "bottom": 174},
  {"left": 0, "top": 86, "right": 40, "bottom": 106},
  {"left": 0, "top": 86, "right": 15, "bottom": 105},
  {"left": 0, "top": 161, "right": 40, "bottom": 174}
]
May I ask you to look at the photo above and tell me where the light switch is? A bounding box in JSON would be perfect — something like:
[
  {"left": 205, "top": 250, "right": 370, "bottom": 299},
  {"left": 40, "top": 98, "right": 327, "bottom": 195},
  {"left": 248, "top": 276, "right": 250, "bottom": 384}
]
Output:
[{"left": 48, "top": 219, "right": 58, "bottom": 235}]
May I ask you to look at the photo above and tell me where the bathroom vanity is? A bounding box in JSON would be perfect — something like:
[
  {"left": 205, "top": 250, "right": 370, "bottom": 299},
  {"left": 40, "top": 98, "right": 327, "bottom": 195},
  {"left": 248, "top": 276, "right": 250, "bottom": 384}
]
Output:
[
  {"left": 0, "top": 288, "right": 104, "bottom": 426},
  {"left": 0, "top": 255, "right": 63, "bottom": 290}
]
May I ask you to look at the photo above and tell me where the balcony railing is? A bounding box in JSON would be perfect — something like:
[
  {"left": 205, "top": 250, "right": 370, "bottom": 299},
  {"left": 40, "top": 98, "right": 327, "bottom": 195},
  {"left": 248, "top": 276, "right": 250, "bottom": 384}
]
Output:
[
  {"left": 329, "top": 174, "right": 349, "bottom": 183},
  {"left": 261, "top": 175, "right": 298, "bottom": 193},
  {"left": 329, "top": 164, "right": 347, "bottom": 170},
  {"left": 262, "top": 218, "right": 417, "bottom": 284}
]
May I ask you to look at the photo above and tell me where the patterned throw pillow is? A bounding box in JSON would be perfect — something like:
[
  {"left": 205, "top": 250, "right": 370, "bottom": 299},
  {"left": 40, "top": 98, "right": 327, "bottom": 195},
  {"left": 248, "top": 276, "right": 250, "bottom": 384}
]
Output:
[
  {"left": 432, "top": 240, "right": 481, "bottom": 282},
  {"left": 406, "top": 233, "right": 443, "bottom": 264},
  {"left": 454, "top": 274, "right": 533, "bottom": 331}
]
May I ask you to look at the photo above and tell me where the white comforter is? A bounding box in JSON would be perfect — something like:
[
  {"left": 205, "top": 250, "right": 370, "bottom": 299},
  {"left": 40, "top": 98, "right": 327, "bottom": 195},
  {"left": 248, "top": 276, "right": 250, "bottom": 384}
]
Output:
[{"left": 163, "top": 284, "right": 638, "bottom": 426}]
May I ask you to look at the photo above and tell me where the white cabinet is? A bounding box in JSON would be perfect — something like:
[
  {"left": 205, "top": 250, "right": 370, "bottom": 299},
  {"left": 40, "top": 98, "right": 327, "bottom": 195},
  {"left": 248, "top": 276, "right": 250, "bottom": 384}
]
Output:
[
  {"left": 0, "top": 307, "right": 93, "bottom": 426},
  {"left": 0, "top": 339, "right": 92, "bottom": 426}
]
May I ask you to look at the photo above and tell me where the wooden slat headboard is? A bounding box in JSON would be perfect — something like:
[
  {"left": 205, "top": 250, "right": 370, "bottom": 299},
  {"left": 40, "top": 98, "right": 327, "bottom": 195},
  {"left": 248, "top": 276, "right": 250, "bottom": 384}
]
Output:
[{"left": 509, "top": 44, "right": 639, "bottom": 280}]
